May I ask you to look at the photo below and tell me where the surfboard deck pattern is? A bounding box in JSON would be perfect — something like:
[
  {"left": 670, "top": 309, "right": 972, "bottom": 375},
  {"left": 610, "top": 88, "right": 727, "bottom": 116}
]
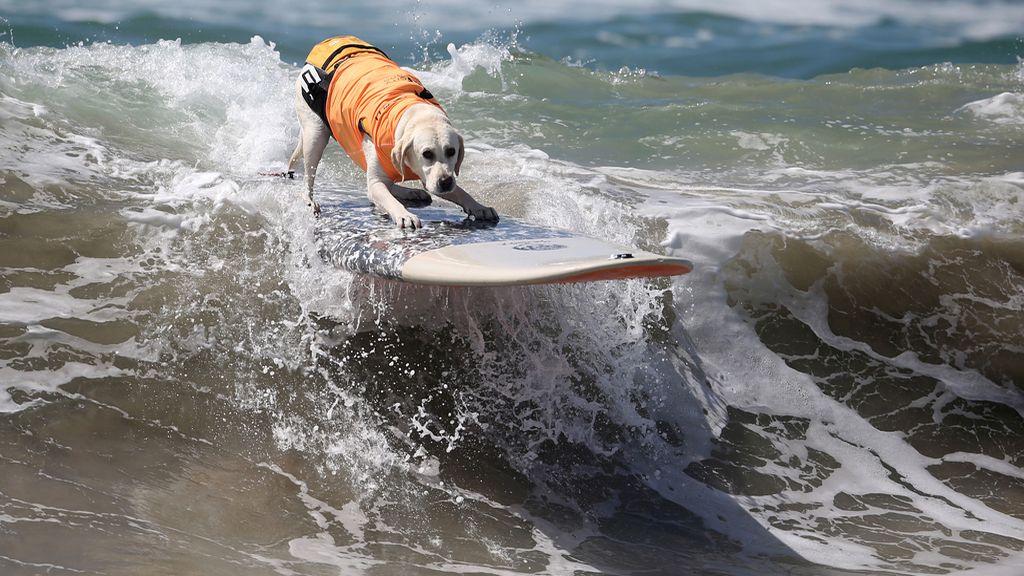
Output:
[{"left": 315, "top": 198, "right": 692, "bottom": 286}]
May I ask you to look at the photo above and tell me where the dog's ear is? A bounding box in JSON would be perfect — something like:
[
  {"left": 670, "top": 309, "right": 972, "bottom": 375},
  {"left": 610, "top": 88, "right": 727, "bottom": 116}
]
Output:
[
  {"left": 391, "top": 133, "right": 413, "bottom": 175},
  {"left": 455, "top": 133, "right": 465, "bottom": 176}
]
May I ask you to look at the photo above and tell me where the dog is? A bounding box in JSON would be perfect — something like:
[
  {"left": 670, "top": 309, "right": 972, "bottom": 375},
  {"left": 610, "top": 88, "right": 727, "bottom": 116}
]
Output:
[{"left": 286, "top": 36, "right": 497, "bottom": 228}]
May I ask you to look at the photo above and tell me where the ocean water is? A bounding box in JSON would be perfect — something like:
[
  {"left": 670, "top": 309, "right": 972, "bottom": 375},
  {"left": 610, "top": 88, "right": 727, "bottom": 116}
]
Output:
[{"left": 0, "top": 1, "right": 1022, "bottom": 575}]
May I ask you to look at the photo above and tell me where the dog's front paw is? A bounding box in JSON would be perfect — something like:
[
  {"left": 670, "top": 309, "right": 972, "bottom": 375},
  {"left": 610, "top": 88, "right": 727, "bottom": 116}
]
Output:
[
  {"left": 393, "top": 210, "right": 422, "bottom": 230},
  {"left": 310, "top": 200, "right": 321, "bottom": 217},
  {"left": 467, "top": 205, "right": 499, "bottom": 222}
]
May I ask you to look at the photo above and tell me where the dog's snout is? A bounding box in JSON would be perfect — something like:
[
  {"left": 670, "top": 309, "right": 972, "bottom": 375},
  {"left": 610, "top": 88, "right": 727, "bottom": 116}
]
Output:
[{"left": 439, "top": 176, "right": 455, "bottom": 192}]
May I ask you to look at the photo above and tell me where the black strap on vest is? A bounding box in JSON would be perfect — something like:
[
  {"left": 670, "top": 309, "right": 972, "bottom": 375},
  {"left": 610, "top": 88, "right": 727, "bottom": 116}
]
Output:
[{"left": 320, "top": 43, "right": 389, "bottom": 72}]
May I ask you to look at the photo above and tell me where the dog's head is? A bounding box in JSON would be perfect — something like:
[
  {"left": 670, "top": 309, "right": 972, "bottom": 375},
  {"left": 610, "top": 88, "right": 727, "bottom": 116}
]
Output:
[{"left": 391, "top": 115, "right": 464, "bottom": 196}]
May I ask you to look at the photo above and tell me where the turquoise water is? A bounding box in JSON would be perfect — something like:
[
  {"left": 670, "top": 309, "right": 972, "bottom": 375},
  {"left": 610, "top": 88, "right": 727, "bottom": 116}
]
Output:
[{"left": 1, "top": 2, "right": 1023, "bottom": 575}]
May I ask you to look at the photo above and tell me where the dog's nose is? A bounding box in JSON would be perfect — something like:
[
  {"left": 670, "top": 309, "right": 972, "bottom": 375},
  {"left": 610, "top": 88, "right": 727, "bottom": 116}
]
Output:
[{"left": 439, "top": 176, "right": 454, "bottom": 192}]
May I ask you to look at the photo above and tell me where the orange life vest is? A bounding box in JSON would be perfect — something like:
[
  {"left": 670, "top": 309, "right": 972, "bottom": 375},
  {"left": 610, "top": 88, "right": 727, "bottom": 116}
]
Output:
[{"left": 304, "top": 36, "right": 444, "bottom": 182}]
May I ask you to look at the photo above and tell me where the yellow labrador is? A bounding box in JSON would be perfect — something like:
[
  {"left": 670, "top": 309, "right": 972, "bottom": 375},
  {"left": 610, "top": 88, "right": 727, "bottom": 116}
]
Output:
[{"left": 286, "top": 37, "right": 497, "bottom": 228}]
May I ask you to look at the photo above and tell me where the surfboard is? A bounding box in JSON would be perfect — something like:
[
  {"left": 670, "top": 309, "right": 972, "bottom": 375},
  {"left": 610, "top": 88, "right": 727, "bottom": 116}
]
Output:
[{"left": 315, "top": 197, "right": 692, "bottom": 286}]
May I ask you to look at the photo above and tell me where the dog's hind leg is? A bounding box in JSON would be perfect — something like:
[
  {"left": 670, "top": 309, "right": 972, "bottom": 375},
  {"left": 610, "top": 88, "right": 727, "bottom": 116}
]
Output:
[
  {"left": 299, "top": 122, "right": 329, "bottom": 215},
  {"left": 293, "top": 75, "right": 330, "bottom": 215}
]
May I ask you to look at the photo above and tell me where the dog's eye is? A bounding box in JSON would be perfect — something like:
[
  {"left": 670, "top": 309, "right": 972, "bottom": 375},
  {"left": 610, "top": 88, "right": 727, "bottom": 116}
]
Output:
[
  {"left": 422, "top": 150, "right": 435, "bottom": 161},
  {"left": 445, "top": 147, "right": 456, "bottom": 158}
]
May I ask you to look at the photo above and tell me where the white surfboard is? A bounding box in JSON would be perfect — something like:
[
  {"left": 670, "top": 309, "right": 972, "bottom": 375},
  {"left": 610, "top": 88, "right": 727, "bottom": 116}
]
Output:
[{"left": 315, "top": 198, "right": 692, "bottom": 287}]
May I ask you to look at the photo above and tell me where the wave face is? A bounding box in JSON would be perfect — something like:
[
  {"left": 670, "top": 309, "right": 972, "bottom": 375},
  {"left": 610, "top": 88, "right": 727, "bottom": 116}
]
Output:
[{"left": 1, "top": 3, "right": 1023, "bottom": 575}]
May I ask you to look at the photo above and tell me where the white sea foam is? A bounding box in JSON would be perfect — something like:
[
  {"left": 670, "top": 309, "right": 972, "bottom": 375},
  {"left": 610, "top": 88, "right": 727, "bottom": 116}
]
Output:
[
  {"left": 732, "top": 131, "right": 788, "bottom": 152},
  {"left": 0, "top": 362, "right": 126, "bottom": 413},
  {"left": 958, "top": 92, "right": 1024, "bottom": 125},
  {"left": 412, "top": 41, "right": 513, "bottom": 96}
]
